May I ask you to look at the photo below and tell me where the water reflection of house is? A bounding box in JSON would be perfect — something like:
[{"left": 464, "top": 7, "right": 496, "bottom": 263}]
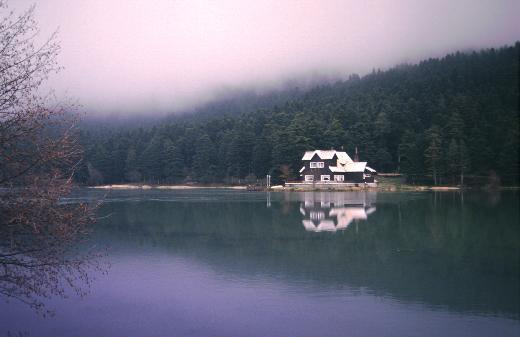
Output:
[{"left": 299, "top": 192, "right": 376, "bottom": 232}]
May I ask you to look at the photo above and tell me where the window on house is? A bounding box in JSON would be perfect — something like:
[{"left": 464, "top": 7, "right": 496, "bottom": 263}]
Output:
[
  {"left": 334, "top": 175, "right": 344, "bottom": 182},
  {"left": 310, "top": 162, "right": 324, "bottom": 168},
  {"left": 305, "top": 175, "right": 314, "bottom": 181},
  {"left": 321, "top": 175, "right": 330, "bottom": 181}
]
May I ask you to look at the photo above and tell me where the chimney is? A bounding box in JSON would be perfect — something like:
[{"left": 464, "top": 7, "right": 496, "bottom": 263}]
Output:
[{"left": 354, "top": 146, "right": 359, "bottom": 162}]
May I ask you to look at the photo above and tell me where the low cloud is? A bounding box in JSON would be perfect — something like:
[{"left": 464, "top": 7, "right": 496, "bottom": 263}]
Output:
[{"left": 12, "top": 0, "right": 520, "bottom": 115}]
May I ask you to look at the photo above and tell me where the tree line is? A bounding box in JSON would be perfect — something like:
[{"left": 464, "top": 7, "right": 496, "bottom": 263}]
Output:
[{"left": 78, "top": 43, "right": 519, "bottom": 186}]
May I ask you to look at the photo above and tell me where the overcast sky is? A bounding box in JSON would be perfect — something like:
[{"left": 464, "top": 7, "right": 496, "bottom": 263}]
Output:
[{"left": 11, "top": 0, "right": 520, "bottom": 114}]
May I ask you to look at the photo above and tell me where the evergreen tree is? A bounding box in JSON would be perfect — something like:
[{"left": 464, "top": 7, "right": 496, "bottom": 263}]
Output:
[
  {"left": 192, "top": 133, "right": 215, "bottom": 183},
  {"left": 424, "top": 126, "right": 443, "bottom": 185},
  {"left": 458, "top": 140, "right": 470, "bottom": 185},
  {"left": 140, "top": 133, "right": 165, "bottom": 183},
  {"left": 124, "top": 147, "right": 141, "bottom": 182},
  {"left": 252, "top": 136, "right": 272, "bottom": 178},
  {"left": 447, "top": 139, "right": 460, "bottom": 183},
  {"left": 163, "top": 139, "right": 185, "bottom": 182},
  {"left": 397, "top": 131, "right": 424, "bottom": 179},
  {"left": 374, "top": 147, "right": 393, "bottom": 172}
]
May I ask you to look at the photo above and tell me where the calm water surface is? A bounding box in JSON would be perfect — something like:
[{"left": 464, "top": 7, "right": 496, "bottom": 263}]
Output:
[{"left": 1, "top": 189, "right": 519, "bottom": 337}]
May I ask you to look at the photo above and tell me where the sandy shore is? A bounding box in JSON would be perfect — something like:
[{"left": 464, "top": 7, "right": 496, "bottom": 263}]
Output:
[
  {"left": 429, "top": 186, "right": 461, "bottom": 191},
  {"left": 88, "top": 184, "right": 247, "bottom": 190}
]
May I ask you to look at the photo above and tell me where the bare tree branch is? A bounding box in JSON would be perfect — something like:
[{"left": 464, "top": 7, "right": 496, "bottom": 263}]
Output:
[{"left": 0, "top": 1, "right": 103, "bottom": 315}]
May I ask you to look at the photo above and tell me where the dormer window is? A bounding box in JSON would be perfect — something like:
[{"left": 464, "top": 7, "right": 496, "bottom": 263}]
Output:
[{"left": 310, "top": 162, "right": 324, "bottom": 168}]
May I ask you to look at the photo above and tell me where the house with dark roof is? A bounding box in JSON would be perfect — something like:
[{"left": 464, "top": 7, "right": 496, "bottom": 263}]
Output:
[{"left": 298, "top": 150, "right": 377, "bottom": 184}]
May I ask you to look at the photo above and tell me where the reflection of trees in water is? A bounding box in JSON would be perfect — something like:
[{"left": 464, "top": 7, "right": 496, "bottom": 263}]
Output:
[
  {"left": 0, "top": 185, "right": 103, "bottom": 316},
  {"left": 95, "top": 191, "right": 520, "bottom": 317}
]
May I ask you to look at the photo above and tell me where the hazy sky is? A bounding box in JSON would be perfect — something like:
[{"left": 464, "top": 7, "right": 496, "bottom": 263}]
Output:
[{"left": 11, "top": 0, "right": 520, "bottom": 114}]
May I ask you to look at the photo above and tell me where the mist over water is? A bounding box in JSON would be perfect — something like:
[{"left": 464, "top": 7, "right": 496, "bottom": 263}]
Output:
[{"left": 11, "top": 0, "right": 520, "bottom": 115}]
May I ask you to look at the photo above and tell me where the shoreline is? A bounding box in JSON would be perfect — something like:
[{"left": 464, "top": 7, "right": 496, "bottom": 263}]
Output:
[
  {"left": 87, "top": 184, "right": 247, "bottom": 190},
  {"left": 85, "top": 183, "right": 519, "bottom": 192}
]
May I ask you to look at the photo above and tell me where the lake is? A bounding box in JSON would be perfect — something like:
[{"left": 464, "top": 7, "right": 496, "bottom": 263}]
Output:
[{"left": 1, "top": 189, "right": 519, "bottom": 337}]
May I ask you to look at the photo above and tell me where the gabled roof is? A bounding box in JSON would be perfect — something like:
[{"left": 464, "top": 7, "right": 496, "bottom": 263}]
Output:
[
  {"left": 366, "top": 166, "right": 377, "bottom": 173},
  {"left": 302, "top": 150, "right": 336, "bottom": 160},
  {"left": 336, "top": 152, "right": 354, "bottom": 164},
  {"left": 329, "top": 162, "right": 367, "bottom": 173},
  {"left": 302, "top": 150, "right": 354, "bottom": 162},
  {"left": 345, "top": 162, "right": 367, "bottom": 172}
]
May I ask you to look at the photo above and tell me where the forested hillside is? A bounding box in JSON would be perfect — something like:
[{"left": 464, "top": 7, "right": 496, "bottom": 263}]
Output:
[{"left": 78, "top": 43, "right": 519, "bottom": 185}]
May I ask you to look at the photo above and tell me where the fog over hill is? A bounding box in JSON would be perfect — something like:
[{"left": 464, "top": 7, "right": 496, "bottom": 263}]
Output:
[{"left": 11, "top": 0, "right": 520, "bottom": 116}]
